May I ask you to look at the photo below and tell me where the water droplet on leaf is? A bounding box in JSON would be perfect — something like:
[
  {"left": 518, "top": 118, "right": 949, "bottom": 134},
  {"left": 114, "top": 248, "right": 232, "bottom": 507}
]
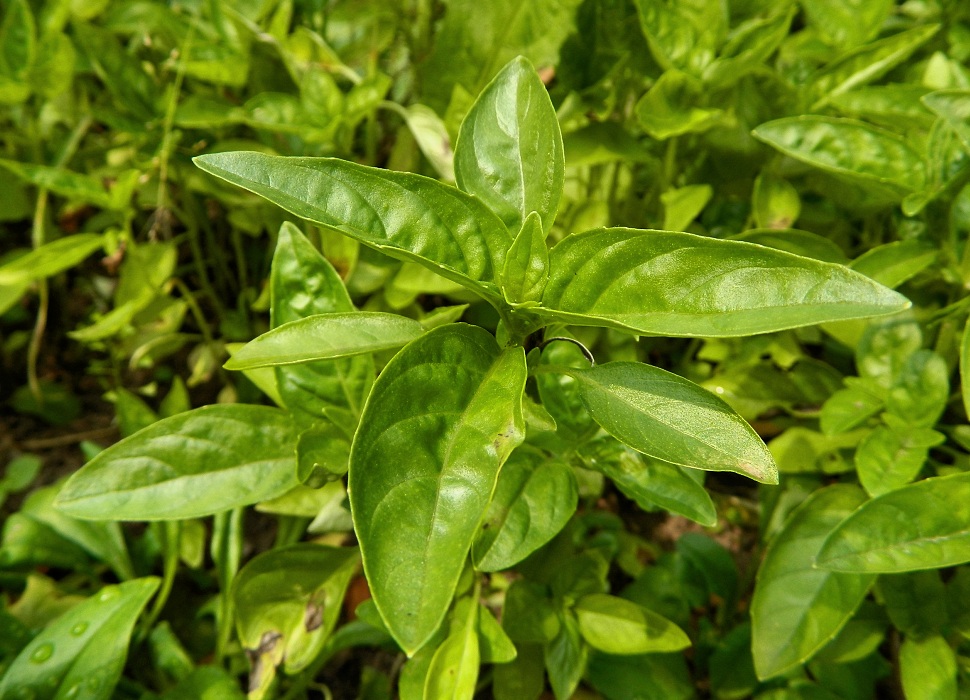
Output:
[
  {"left": 30, "top": 643, "right": 54, "bottom": 663},
  {"left": 70, "top": 622, "right": 88, "bottom": 636}
]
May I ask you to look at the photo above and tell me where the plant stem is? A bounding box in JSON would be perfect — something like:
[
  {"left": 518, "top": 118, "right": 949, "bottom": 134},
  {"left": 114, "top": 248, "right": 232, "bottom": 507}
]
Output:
[{"left": 140, "top": 520, "right": 181, "bottom": 637}]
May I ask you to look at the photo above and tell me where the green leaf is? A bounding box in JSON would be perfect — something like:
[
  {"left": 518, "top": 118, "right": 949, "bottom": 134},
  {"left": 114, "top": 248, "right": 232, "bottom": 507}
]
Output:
[
  {"left": 225, "top": 313, "right": 424, "bottom": 370},
  {"left": 502, "top": 212, "right": 549, "bottom": 305},
  {"left": 817, "top": 472, "right": 970, "bottom": 573},
  {"left": 270, "top": 223, "right": 373, "bottom": 427},
  {"left": 730, "top": 229, "right": 848, "bottom": 264},
  {"left": 770, "top": 427, "right": 867, "bottom": 475},
  {"left": 472, "top": 449, "right": 577, "bottom": 572},
  {"left": 455, "top": 57, "right": 563, "bottom": 236},
  {"left": 886, "top": 349, "right": 949, "bottom": 428},
  {"left": 193, "top": 152, "right": 511, "bottom": 298},
  {"left": 545, "top": 613, "right": 587, "bottom": 700},
  {"left": 73, "top": 22, "right": 158, "bottom": 120},
  {"left": 502, "top": 581, "right": 561, "bottom": 643},
  {"left": 661, "top": 184, "right": 712, "bottom": 232},
  {"left": 962, "top": 316, "right": 970, "bottom": 419},
  {"left": 587, "top": 652, "right": 694, "bottom": 700},
  {"left": 574, "top": 593, "right": 690, "bottom": 655},
  {"left": 564, "top": 361, "right": 777, "bottom": 483},
  {"left": 752, "top": 174, "right": 801, "bottom": 230},
  {"left": 478, "top": 606, "right": 516, "bottom": 663},
  {"left": 751, "top": 484, "right": 875, "bottom": 680},
  {"left": 851, "top": 240, "right": 937, "bottom": 289},
  {"left": 55, "top": 405, "right": 301, "bottom": 521},
  {"left": 494, "top": 643, "right": 544, "bottom": 700},
  {"left": 424, "top": 598, "right": 480, "bottom": 700},
  {"left": 0, "top": 233, "right": 104, "bottom": 286},
  {"left": 233, "top": 544, "right": 358, "bottom": 694},
  {"left": 856, "top": 425, "right": 943, "bottom": 497},
  {"left": 830, "top": 85, "right": 935, "bottom": 129},
  {"left": 633, "top": 0, "right": 725, "bottom": 74},
  {"left": 801, "top": 0, "right": 893, "bottom": 47},
  {"left": 0, "top": 578, "right": 159, "bottom": 699},
  {"left": 820, "top": 386, "right": 883, "bottom": 435},
  {"left": 922, "top": 89, "right": 970, "bottom": 155},
  {"left": 702, "top": 7, "right": 795, "bottom": 87},
  {"left": 540, "top": 228, "right": 909, "bottom": 337},
  {"left": 752, "top": 117, "right": 925, "bottom": 195},
  {"left": 900, "top": 635, "right": 957, "bottom": 700},
  {"left": 595, "top": 448, "right": 717, "bottom": 527},
  {"left": 810, "top": 24, "right": 939, "bottom": 104},
  {"left": 349, "top": 325, "right": 526, "bottom": 654},
  {"left": 635, "top": 70, "right": 723, "bottom": 140},
  {"left": 419, "top": 0, "right": 583, "bottom": 111}
]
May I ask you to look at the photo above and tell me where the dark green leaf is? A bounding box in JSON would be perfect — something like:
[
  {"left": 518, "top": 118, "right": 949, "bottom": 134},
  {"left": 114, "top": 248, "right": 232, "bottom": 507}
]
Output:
[
  {"left": 545, "top": 613, "right": 587, "bottom": 700},
  {"left": 455, "top": 57, "right": 563, "bottom": 236},
  {"left": 194, "top": 153, "right": 511, "bottom": 297},
  {"left": 0, "top": 578, "right": 159, "bottom": 699},
  {"left": 541, "top": 228, "right": 909, "bottom": 337},
  {"left": 55, "top": 405, "right": 301, "bottom": 520},
  {"left": 565, "top": 361, "right": 777, "bottom": 483},
  {"left": 752, "top": 485, "right": 875, "bottom": 680},
  {"left": 818, "top": 473, "right": 970, "bottom": 572},
  {"left": 349, "top": 325, "right": 526, "bottom": 654}
]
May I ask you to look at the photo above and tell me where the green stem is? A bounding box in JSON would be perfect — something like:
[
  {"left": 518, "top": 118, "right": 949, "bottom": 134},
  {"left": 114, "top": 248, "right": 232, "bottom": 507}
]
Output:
[
  {"left": 273, "top": 516, "right": 310, "bottom": 548},
  {"left": 537, "top": 337, "right": 595, "bottom": 365},
  {"left": 140, "top": 521, "right": 181, "bottom": 637},
  {"left": 173, "top": 277, "right": 217, "bottom": 349},
  {"left": 212, "top": 508, "right": 244, "bottom": 663}
]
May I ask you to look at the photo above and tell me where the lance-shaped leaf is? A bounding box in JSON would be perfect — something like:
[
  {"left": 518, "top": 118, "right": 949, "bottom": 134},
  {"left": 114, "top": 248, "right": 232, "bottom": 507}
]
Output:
[
  {"left": 194, "top": 153, "right": 511, "bottom": 298},
  {"left": 751, "top": 484, "right": 875, "bottom": 680},
  {"left": 270, "top": 223, "right": 373, "bottom": 427},
  {"left": 225, "top": 313, "right": 424, "bottom": 370},
  {"left": 752, "top": 117, "right": 925, "bottom": 195},
  {"left": 349, "top": 324, "right": 527, "bottom": 654},
  {"left": 817, "top": 472, "right": 970, "bottom": 573},
  {"left": 0, "top": 233, "right": 105, "bottom": 286},
  {"left": 561, "top": 362, "right": 776, "bottom": 483},
  {"left": 540, "top": 228, "right": 909, "bottom": 337},
  {"left": 455, "top": 56, "right": 563, "bottom": 236},
  {"left": 55, "top": 405, "right": 301, "bottom": 520},
  {"left": 0, "top": 577, "right": 159, "bottom": 699},
  {"left": 502, "top": 212, "right": 549, "bottom": 304}
]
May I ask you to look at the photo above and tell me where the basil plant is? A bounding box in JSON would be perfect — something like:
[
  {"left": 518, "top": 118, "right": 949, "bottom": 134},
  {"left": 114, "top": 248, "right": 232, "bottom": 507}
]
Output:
[{"left": 55, "top": 58, "right": 906, "bottom": 662}]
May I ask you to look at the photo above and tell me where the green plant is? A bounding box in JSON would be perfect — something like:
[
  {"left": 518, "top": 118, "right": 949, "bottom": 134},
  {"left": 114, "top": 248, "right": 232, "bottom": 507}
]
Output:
[{"left": 47, "top": 56, "right": 907, "bottom": 697}]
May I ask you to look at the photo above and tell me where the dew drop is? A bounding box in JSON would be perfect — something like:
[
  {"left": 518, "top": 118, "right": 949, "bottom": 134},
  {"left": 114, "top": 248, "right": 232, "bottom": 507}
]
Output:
[
  {"left": 70, "top": 622, "right": 88, "bottom": 636},
  {"left": 64, "top": 685, "right": 81, "bottom": 699},
  {"left": 30, "top": 643, "right": 54, "bottom": 663},
  {"left": 97, "top": 589, "right": 117, "bottom": 602}
]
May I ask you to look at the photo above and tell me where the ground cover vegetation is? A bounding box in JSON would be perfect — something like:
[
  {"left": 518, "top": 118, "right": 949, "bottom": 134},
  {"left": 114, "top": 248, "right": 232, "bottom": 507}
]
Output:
[{"left": 2, "top": 0, "right": 970, "bottom": 698}]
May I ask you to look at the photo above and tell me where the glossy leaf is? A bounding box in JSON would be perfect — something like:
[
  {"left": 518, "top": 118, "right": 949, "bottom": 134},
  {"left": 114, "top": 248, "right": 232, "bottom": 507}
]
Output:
[
  {"left": 818, "top": 472, "right": 970, "bottom": 573},
  {"left": 801, "top": 0, "right": 892, "bottom": 47},
  {"left": 851, "top": 240, "right": 937, "bottom": 289},
  {"left": 424, "top": 598, "right": 480, "bottom": 700},
  {"left": 55, "top": 405, "right": 301, "bottom": 521},
  {"left": 349, "top": 324, "right": 526, "bottom": 654},
  {"left": 455, "top": 57, "right": 563, "bottom": 236},
  {"left": 751, "top": 485, "right": 875, "bottom": 680},
  {"left": 635, "top": 70, "right": 722, "bottom": 140},
  {"left": 233, "top": 544, "right": 358, "bottom": 693},
  {"left": 0, "top": 234, "right": 104, "bottom": 286},
  {"left": 661, "top": 184, "right": 712, "bottom": 232},
  {"left": 472, "top": 449, "right": 577, "bottom": 572},
  {"left": 564, "top": 361, "right": 777, "bottom": 483},
  {"left": 730, "top": 229, "right": 848, "bottom": 264},
  {"left": 856, "top": 425, "right": 942, "bottom": 497},
  {"left": 811, "top": 25, "right": 939, "bottom": 104},
  {"left": 0, "top": 578, "right": 159, "bottom": 699},
  {"left": 270, "top": 223, "right": 373, "bottom": 427},
  {"left": 419, "top": 0, "right": 583, "bottom": 111},
  {"left": 574, "top": 593, "right": 690, "bottom": 655},
  {"left": 225, "top": 313, "right": 423, "bottom": 370},
  {"left": 540, "top": 228, "right": 909, "bottom": 337},
  {"left": 502, "top": 212, "right": 549, "bottom": 305},
  {"left": 753, "top": 117, "right": 925, "bottom": 195},
  {"left": 596, "top": 449, "right": 717, "bottom": 527},
  {"left": 702, "top": 7, "right": 794, "bottom": 88},
  {"left": 194, "top": 152, "right": 511, "bottom": 297},
  {"left": 900, "top": 634, "right": 957, "bottom": 700},
  {"left": 633, "top": 0, "right": 724, "bottom": 74}
]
